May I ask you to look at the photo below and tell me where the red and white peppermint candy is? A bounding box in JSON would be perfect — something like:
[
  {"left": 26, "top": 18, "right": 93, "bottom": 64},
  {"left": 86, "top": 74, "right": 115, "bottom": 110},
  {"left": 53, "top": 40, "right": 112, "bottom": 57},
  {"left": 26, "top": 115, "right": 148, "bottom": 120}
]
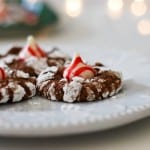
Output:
[
  {"left": 63, "top": 54, "right": 95, "bottom": 80},
  {"left": 0, "top": 67, "right": 7, "bottom": 80},
  {"left": 19, "top": 36, "right": 46, "bottom": 59}
]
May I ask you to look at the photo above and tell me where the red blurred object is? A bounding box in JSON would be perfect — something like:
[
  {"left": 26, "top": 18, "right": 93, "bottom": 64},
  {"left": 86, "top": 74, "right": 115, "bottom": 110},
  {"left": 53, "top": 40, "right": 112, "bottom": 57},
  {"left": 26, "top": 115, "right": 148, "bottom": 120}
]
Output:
[
  {"left": 0, "top": 2, "right": 8, "bottom": 21},
  {"left": 24, "top": 12, "right": 38, "bottom": 25}
]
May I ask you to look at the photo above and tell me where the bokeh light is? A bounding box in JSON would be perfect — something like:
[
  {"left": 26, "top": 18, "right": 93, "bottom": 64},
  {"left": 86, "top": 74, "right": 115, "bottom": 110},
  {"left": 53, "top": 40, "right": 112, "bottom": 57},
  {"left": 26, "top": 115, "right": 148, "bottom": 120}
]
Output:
[
  {"left": 65, "top": 0, "right": 82, "bottom": 18},
  {"left": 107, "top": 0, "right": 123, "bottom": 11},
  {"left": 137, "top": 19, "right": 150, "bottom": 35},
  {"left": 130, "top": 0, "right": 147, "bottom": 16},
  {"left": 107, "top": 0, "right": 123, "bottom": 19}
]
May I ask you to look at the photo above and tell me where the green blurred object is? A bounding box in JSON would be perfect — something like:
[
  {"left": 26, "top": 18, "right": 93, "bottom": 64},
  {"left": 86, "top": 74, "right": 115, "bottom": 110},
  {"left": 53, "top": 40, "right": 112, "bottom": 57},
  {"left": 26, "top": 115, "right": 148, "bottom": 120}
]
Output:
[{"left": 0, "top": 1, "right": 58, "bottom": 37}]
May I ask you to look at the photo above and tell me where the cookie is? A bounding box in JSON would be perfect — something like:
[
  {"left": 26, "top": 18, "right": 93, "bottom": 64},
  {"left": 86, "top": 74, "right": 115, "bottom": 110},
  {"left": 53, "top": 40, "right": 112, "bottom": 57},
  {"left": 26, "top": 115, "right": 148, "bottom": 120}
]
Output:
[
  {"left": 6, "top": 59, "right": 38, "bottom": 77},
  {"left": 37, "top": 54, "right": 122, "bottom": 103},
  {"left": 0, "top": 47, "right": 22, "bottom": 59},
  {"left": 0, "top": 36, "right": 70, "bottom": 77},
  {"left": 0, "top": 68, "right": 36, "bottom": 104},
  {"left": 47, "top": 47, "right": 71, "bottom": 67}
]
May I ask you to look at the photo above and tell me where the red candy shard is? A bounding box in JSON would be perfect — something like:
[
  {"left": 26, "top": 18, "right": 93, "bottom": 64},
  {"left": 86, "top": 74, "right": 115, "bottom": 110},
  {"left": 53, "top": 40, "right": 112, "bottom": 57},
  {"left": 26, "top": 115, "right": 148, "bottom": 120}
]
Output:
[
  {"left": 63, "top": 54, "right": 95, "bottom": 80},
  {"left": 19, "top": 36, "right": 46, "bottom": 59},
  {"left": 0, "top": 67, "right": 6, "bottom": 80}
]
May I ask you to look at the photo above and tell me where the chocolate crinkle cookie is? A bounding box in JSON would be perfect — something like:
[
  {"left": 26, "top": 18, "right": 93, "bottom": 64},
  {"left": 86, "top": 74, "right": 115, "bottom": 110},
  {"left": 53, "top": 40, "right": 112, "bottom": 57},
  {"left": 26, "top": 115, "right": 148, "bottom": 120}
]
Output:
[
  {"left": 0, "top": 69, "right": 36, "bottom": 104},
  {"left": 0, "top": 35, "right": 123, "bottom": 104},
  {"left": 37, "top": 54, "right": 122, "bottom": 103},
  {"left": 0, "top": 36, "right": 70, "bottom": 104}
]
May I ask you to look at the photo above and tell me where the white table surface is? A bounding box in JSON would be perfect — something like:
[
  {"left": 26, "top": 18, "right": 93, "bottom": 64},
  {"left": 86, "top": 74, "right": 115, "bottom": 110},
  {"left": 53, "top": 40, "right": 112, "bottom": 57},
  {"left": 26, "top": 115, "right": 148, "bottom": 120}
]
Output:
[{"left": 0, "top": 0, "right": 150, "bottom": 149}]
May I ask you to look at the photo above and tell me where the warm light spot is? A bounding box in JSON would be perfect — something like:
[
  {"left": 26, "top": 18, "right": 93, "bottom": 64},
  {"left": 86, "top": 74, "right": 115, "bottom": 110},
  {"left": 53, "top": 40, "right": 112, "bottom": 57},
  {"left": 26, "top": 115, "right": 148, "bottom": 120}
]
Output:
[
  {"left": 130, "top": 0, "right": 147, "bottom": 16},
  {"left": 107, "top": 0, "right": 123, "bottom": 19},
  {"left": 137, "top": 19, "right": 150, "bottom": 35},
  {"left": 107, "top": 0, "right": 123, "bottom": 11},
  {"left": 65, "top": 0, "right": 82, "bottom": 17}
]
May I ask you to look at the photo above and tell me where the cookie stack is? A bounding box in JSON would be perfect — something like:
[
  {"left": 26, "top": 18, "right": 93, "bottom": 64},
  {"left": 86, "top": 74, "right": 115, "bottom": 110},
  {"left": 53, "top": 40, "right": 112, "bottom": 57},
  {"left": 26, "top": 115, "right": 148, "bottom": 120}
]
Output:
[{"left": 0, "top": 36, "right": 122, "bottom": 104}]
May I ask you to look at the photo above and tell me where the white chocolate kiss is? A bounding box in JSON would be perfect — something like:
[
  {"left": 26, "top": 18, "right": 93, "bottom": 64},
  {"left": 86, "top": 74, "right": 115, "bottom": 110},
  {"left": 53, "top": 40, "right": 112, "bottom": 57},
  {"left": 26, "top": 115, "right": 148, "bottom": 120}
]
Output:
[
  {"left": 63, "top": 54, "right": 95, "bottom": 80},
  {"left": 19, "top": 36, "right": 45, "bottom": 59}
]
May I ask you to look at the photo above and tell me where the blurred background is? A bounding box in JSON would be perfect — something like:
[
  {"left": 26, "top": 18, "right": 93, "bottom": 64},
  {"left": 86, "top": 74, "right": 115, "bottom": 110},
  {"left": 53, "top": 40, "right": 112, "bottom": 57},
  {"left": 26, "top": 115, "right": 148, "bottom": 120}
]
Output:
[{"left": 0, "top": 0, "right": 150, "bottom": 56}]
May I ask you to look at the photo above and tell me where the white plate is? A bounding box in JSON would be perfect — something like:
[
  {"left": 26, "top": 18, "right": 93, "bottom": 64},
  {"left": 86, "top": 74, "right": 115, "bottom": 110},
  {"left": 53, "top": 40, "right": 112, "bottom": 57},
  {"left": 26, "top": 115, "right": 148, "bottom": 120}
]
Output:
[{"left": 0, "top": 48, "right": 150, "bottom": 137}]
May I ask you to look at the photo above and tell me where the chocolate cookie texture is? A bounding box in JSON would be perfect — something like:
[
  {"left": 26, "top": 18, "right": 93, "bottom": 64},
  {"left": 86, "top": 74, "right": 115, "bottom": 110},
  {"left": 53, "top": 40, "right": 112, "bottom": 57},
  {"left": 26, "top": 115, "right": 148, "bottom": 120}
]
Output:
[
  {"left": 0, "top": 36, "right": 71, "bottom": 104},
  {"left": 47, "top": 47, "right": 71, "bottom": 67},
  {"left": 37, "top": 55, "right": 122, "bottom": 103},
  {"left": 0, "top": 69, "right": 36, "bottom": 104},
  {"left": 24, "top": 47, "right": 70, "bottom": 76}
]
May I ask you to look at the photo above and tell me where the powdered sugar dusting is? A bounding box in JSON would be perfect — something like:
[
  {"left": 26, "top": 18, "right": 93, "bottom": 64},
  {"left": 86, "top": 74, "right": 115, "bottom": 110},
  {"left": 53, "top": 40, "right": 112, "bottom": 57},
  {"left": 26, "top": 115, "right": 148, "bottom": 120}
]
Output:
[
  {"left": 8, "top": 83, "right": 25, "bottom": 102},
  {"left": 93, "top": 81, "right": 102, "bottom": 93},
  {"left": 114, "top": 71, "right": 123, "bottom": 81},
  {"left": 25, "top": 57, "right": 48, "bottom": 74},
  {"left": 86, "top": 87, "right": 95, "bottom": 101},
  {"left": 38, "top": 80, "right": 50, "bottom": 91},
  {"left": 109, "top": 90, "right": 115, "bottom": 96},
  {"left": 5, "top": 69, "right": 30, "bottom": 78},
  {"left": 26, "top": 82, "right": 36, "bottom": 97},
  {"left": 0, "top": 55, "right": 18, "bottom": 64},
  {"left": 48, "top": 82, "right": 56, "bottom": 100},
  {"left": 37, "top": 66, "right": 58, "bottom": 84},
  {"left": 102, "top": 91, "right": 109, "bottom": 98},
  {"left": 48, "top": 49, "right": 70, "bottom": 58},
  {"left": 0, "top": 88, "right": 9, "bottom": 103},
  {"left": 15, "top": 70, "right": 29, "bottom": 78},
  {"left": 63, "top": 77, "right": 84, "bottom": 103}
]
